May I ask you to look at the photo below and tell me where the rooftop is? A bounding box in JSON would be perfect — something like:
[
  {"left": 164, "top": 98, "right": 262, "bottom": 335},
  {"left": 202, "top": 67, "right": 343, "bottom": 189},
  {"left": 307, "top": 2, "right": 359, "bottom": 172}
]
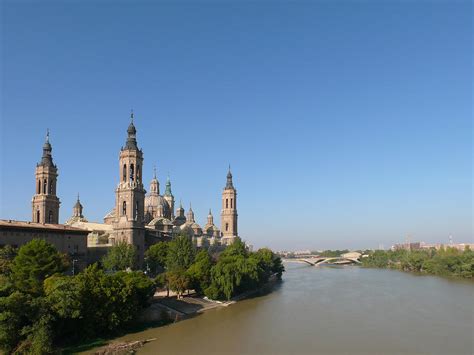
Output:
[{"left": 0, "top": 219, "right": 88, "bottom": 234}]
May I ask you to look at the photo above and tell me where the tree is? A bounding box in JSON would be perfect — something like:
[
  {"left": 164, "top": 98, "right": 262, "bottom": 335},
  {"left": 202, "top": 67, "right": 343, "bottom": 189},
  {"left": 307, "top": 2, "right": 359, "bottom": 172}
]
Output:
[
  {"left": 167, "top": 269, "right": 190, "bottom": 299},
  {"left": 155, "top": 272, "right": 171, "bottom": 297},
  {"left": 10, "top": 239, "right": 68, "bottom": 295},
  {"left": 145, "top": 242, "right": 169, "bottom": 275},
  {"left": 166, "top": 235, "right": 195, "bottom": 271},
  {"left": 187, "top": 250, "right": 213, "bottom": 294},
  {"left": 102, "top": 241, "right": 137, "bottom": 272},
  {"left": 0, "top": 245, "right": 17, "bottom": 275},
  {"left": 220, "top": 237, "right": 247, "bottom": 258}
]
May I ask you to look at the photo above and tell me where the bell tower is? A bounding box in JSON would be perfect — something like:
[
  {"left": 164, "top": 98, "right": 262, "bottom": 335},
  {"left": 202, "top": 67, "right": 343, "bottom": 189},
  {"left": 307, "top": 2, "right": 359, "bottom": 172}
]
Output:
[
  {"left": 113, "top": 111, "right": 146, "bottom": 261},
  {"left": 163, "top": 175, "right": 175, "bottom": 219},
  {"left": 221, "top": 166, "right": 238, "bottom": 244},
  {"left": 32, "top": 130, "right": 60, "bottom": 224}
]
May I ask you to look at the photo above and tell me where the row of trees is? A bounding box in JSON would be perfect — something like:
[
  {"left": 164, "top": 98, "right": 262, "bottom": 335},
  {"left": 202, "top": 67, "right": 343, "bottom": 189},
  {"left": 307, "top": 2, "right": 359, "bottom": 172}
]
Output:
[
  {"left": 0, "top": 236, "right": 284, "bottom": 353},
  {"left": 361, "top": 247, "right": 474, "bottom": 278},
  {"left": 145, "top": 236, "right": 285, "bottom": 300},
  {"left": 0, "top": 240, "right": 154, "bottom": 353}
]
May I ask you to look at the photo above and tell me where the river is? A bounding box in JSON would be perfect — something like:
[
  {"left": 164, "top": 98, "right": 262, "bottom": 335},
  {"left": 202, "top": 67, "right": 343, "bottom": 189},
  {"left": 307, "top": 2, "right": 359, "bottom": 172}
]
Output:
[{"left": 112, "top": 262, "right": 474, "bottom": 354}]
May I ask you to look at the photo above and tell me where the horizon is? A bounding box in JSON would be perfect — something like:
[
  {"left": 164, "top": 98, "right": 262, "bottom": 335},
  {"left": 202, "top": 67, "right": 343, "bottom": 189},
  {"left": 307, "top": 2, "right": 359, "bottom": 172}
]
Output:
[{"left": 1, "top": 0, "right": 472, "bottom": 250}]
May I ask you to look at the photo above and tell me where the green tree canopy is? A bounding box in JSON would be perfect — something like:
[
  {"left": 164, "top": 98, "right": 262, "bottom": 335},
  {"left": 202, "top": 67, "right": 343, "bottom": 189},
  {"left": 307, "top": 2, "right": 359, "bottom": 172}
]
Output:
[
  {"left": 0, "top": 245, "right": 17, "bottom": 275},
  {"left": 187, "top": 250, "right": 213, "bottom": 294},
  {"left": 166, "top": 235, "right": 195, "bottom": 271},
  {"left": 102, "top": 241, "right": 137, "bottom": 272},
  {"left": 10, "top": 239, "right": 68, "bottom": 295},
  {"left": 167, "top": 269, "right": 190, "bottom": 299},
  {"left": 145, "top": 242, "right": 169, "bottom": 275}
]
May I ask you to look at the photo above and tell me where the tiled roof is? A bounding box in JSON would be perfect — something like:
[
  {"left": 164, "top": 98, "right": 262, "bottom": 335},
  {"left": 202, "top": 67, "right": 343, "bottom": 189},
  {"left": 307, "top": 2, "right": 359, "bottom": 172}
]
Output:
[{"left": 0, "top": 219, "right": 88, "bottom": 234}]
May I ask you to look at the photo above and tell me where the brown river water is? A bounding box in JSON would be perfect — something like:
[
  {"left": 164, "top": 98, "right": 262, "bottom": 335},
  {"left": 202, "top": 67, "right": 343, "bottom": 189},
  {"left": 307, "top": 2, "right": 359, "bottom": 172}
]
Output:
[{"left": 105, "top": 262, "right": 474, "bottom": 355}]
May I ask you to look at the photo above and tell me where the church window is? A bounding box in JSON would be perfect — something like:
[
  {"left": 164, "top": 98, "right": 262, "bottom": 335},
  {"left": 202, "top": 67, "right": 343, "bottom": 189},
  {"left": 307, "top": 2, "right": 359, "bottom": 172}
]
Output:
[
  {"left": 123, "top": 164, "right": 127, "bottom": 182},
  {"left": 48, "top": 211, "right": 53, "bottom": 223},
  {"left": 36, "top": 210, "right": 40, "bottom": 223},
  {"left": 130, "top": 164, "right": 135, "bottom": 182},
  {"left": 49, "top": 180, "right": 53, "bottom": 194},
  {"left": 135, "top": 200, "right": 139, "bottom": 219},
  {"left": 226, "top": 223, "right": 229, "bottom": 231},
  {"left": 37, "top": 180, "right": 40, "bottom": 194},
  {"left": 137, "top": 165, "right": 140, "bottom": 181},
  {"left": 122, "top": 201, "right": 127, "bottom": 216},
  {"left": 231, "top": 198, "right": 233, "bottom": 208},
  {"left": 226, "top": 199, "right": 228, "bottom": 209},
  {"left": 43, "top": 179, "right": 47, "bottom": 194}
]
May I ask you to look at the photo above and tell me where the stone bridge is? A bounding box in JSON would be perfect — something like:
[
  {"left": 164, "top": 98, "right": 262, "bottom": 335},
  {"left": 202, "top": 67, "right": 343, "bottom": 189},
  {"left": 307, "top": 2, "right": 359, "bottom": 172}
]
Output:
[{"left": 298, "top": 253, "right": 361, "bottom": 266}]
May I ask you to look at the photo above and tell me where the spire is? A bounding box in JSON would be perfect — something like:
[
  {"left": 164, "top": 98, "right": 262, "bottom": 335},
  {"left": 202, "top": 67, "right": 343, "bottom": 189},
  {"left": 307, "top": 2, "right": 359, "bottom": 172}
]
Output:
[
  {"left": 164, "top": 174, "right": 173, "bottom": 196},
  {"left": 207, "top": 208, "right": 213, "bottom": 225},
  {"left": 73, "top": 193, "right": 83, "bottom": 218},
  {"left": 39, "top": 129, "right": 54, "bottom": 167},
  {"left": 124, "top": 110, "right": 138, "bottom": 150},
  {"left": 225, "top": 165, "right": 234, "bottom": 189},
  {"left": 187, "top": 203, "right": 195, "bottom": 223},
  {"left": 149, "top": 167, "right": 159, "bottom": 194}
]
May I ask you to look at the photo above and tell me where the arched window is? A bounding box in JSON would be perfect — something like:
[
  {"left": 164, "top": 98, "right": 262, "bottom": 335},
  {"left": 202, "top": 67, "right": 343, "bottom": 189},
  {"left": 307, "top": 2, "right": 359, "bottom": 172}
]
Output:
[
  {"left": 230, "top": 198, "right": 233, "bottom": 209},
  {"left": 123, "top": 164, "right": 127, "bottom": 182},
  {"left": 49, "top": 180, "right": 53, "bottom": 194},
  {"left": 135, "top": 200, "right": 139, "bottom": 220},
  {"left": 225, "top": 223, "right": 229, "bottom": 232},
  {"left": 48, "top": 211, "right": 53, "bottom": 223},
  {"left": 130, "top": 164, "right": 135, "bottom": 182},
  {"left": 226, "top": 199, "right": 228, "bottom": 209},
  {"left": 36, "top": 210, "right": 40, "bottom": 223},
  {"left": 43, "top": 179, "right": 47, "bottom": 194},
  {"left": 37, "top": 180, "right": 41, "bottom": 194},
  {"left": 122, "top": 201, "right": 127, "bottom": 216},
  {"left": 137, "top": 165, "right": 140, "bottom": 182}
]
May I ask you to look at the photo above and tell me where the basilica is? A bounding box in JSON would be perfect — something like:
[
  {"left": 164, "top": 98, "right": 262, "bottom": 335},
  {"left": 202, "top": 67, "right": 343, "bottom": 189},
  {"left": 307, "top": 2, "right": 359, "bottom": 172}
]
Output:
[{"left": 0, "top": 112, "right": 239, "bottom": 265}]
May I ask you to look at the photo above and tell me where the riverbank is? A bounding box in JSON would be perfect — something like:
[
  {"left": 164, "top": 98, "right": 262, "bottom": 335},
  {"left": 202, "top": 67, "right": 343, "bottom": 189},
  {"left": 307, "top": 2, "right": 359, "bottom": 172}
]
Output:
[
  {"left": 83, "top": 276, "right": 280, "bottom": 354},
  {"left": 361, "top": 248, "right": 474, "bottom": 279},
  {"left": 82, "top": 265, "right": 474, "bottom": 355}
]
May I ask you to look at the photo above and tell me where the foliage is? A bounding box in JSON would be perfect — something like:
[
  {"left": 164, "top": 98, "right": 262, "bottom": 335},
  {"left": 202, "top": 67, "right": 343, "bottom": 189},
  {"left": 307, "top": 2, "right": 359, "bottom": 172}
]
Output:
[
  {"left": 362, "top": 247, "right": 474, "bottom": 278},
  {"left": 201, "top": 239, "right": 284, "bottom": 301},
  {"left": 318, "top": 249, "right": 349, "bottom": 257},
  {"left": 166, "top": 269, "right": 190, "bottom": 298},
  {"left": 102, "top": 241, "right": 137, "bottom": 272},
  {"left": 0, "top": 240, "right": 155, "bottom": 354},
  {"left": 187, "top": 250, "right": 213, "bottom": 294},
  {"left": 166, "top": 235, "right": 195, "bottom": 271},
  {"left": 0, "top": 245, "right": 17, "bottom": 275},
  {"left": 10, "top": 239, "right": 68, "bottom": 295},
  {"left": 145, "top": 242, "right": 169, "bottom": 275}
]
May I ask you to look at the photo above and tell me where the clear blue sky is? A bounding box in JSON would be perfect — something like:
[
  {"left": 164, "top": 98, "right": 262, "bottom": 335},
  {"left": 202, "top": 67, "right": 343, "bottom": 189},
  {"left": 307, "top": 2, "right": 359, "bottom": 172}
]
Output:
[{"left": 1, "top": 0, "right": 471, "bottom": 250}]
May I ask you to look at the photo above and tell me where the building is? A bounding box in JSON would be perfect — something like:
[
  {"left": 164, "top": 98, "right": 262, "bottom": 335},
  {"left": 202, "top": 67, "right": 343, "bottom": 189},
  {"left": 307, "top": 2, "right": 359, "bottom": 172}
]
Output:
[
  {"left": 1, "top": 112, "right": 241, "bottom": 266},
  {"left": 0, "top": 132, "right": 89, "bottom": 270},
  {"left": 221, "top": 167, "right": 238, "bottom": 245}
]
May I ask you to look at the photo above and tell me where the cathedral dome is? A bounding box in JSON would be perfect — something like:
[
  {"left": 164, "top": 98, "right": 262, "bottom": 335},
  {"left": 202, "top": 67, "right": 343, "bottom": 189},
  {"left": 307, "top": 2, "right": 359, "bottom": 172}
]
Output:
[
  {"left": 145, "top": 194, "right": 171, "bottom": 217},
  {"left": 148, "top": 217, "right": 173, "bottom": 227}
]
